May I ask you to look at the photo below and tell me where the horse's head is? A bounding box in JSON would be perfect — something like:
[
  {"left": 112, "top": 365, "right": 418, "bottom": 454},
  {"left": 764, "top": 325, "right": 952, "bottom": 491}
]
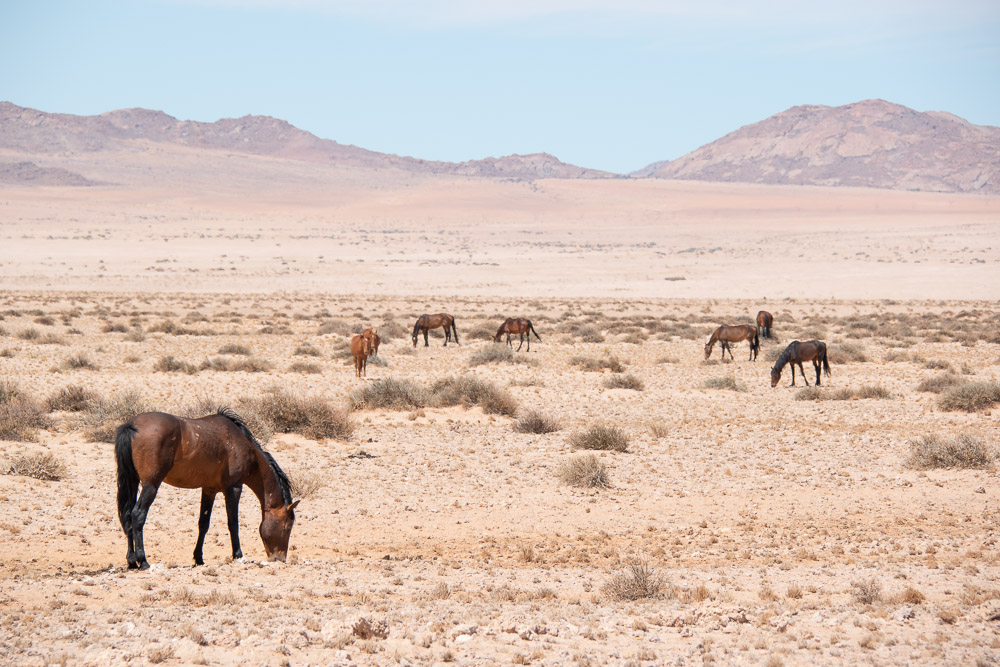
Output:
[
  {"left": 411, "top": 332, "right": 418, "bottom": 347},
  {"left": 704, "top": 342, "right": 713, "bottom": 359},
  {"left": 259, "top": 499, "right": 299, "bottom": 562},
  {"left": 769, "top": 366, "right": 781, "bottom": 387},
  {"left": 493, "top": 332, "right": 503, "bottom": 343}
]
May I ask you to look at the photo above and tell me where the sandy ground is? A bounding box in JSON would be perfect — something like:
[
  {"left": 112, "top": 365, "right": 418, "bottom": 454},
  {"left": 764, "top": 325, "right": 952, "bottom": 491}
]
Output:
[
  {"left": 0, "top": 290, "right": 998, "bottom": 666},
  {"left": 0, "top": 176, "right": 999, "bottom": 665}
]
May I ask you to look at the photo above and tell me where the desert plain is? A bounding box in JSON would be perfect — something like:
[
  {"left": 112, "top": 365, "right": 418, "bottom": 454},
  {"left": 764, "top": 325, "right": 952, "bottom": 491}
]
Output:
[{"left": 1, "top": 172, "right": 999, "bottom": 666}]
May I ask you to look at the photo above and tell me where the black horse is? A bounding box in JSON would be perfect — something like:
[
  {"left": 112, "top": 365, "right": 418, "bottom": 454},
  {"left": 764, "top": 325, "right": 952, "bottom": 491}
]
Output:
[{"left": 770, "top": 340, "right": 830, "bottom": 387}]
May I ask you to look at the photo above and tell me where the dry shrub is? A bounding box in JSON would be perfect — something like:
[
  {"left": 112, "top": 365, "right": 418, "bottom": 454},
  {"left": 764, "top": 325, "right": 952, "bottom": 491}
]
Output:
[
  {"left": 573, "top": 324, "right": 605, "bottom": 343},
  {"left": 829, "top": 342, "right": 867, "bottom": 364},
  {"left": 101, "top": 321, "right": 128, "bottom": 333},
  {"left": 558, "top": 454, "right": 610, "bottom": 488},
  {"left": 154, "top": 355, "right": 198, "bottom": 374},
  {"left": 351, "top": 377, "right": 429, "bottom": 410},
  {"left": 3, "top": 452, "right": 66, "bottom": 481},
  {"left": 602, "top": 560, "right": 665, "bottom": 601},
  {"left": 938, "top": 381, "right": 1000, "bottom": 412},
  {"left": 0, "top": 348, "right": 14, "bottom": 358},
  {"left": 703, "top": 375, "right": 747, "bottom": 392},
  {"left": 923, "top": 359, "right": 954, "bottom": 371},
  {"left": 851, "top": 577, "right": 883, "bottom": 606},
  {"left": 289, "top": 361, "right": 322, "bottom": 374},
  {"left": 38, "top": 333, "right": 67, "bottom": 345},
  {"left": 854, "top": 384, "right": 892, "bottom": 400},
  {"left": 570, "top": 355, "right": 624, "bottom": 372},
  {"left": 648, "top": 422, "right": 669, "bottom": 438},
  {"left": 201, "top": 356, "right": 272, "bottom": 373},
  {"left": 184, "top": 399, "right": 274, "bottom": 445},
  {"left": 794, "top": 386, "right": 826, "bottom": 401},
  {"left": 603, "top": 373, "right": 644, "bottom": 391},
  {"left": 0, "top": 382, "right": 50, "bottom": 441},
  {"left": 288, "top": 468, "right": 324, "bottom": 499},
  {"left": 294, "top": 344, "right": 321, "bottom": 356},
  {"left": 352, "top": 618, "right": 389, "bottom": 640},
  {"left": 46, "top": 385, "right": 99, "bottom": 412},
  {"left": 916, "top": 372, "right": 963, "bottom": 394},
  {"left": 906, "top": 434, "right": 996, "bottom": 470},
  {"left": 515, "top": 409, "right": 561, "bottom": 434},
  {"left": 217, "top": 343, "right": 251, "bottom": 355},
  {"left": 61, "top": 353, "right": 98, "bottom": 370},
  {"left": 467, "top": 345, "right": 526, "bottom": 366},
  {"left": 430, "top": 376, "right": 519, "bottom": 416},
  {"left": 124, "top": 328, "right": 146, "bottom": 342},
  {"left": 83, "top": 390, "right": 151, "bottom": 443},
  {"left": 570, "top": 424, "right": 629, "bottom": 452},
  {"left": 318, "top": 319, "right": 353, "bottom": 336},
  {"left": 894, "top": 586, "right": 926, "bottom": 605},
  {"left": 17, "top": 327, "right": 40, "bottom": 340},
  {"left": 466, "top": 321, "right": 499, "bottom": 341},
  {"left": 242, "top": 386, "right": 353, "bottom": 441}
]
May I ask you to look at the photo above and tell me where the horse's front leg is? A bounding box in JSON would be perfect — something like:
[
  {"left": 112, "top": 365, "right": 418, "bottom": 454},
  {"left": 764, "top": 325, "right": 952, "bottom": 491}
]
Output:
[
  {"left": 799, "top": 362, "right": 810, "bottom": 386},
  {"left": 194, "top": 491, "right": 216, "bottom": 566},
  {"left": 223, "top": 484, "right": 244, "bottom": 560},
  {"left": 516, "top": 334, "right": 524, "bottom": 351},
  {"left": 130, "top": 482, "right": 161, "bottom": 570},
  {"left": 423, "top": 329, "right": 429, "bottom": 347},
  {"left": 789, "top": 364, "right": 796, "bottom": 386},
  {"left": 507, "top": 333, "right": 513, "bottom": 349}
]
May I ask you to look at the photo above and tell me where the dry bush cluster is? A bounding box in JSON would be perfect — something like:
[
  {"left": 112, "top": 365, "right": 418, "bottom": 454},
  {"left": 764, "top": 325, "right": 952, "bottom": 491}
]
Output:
[
  {"left": 240, "top": 386, "right": 353, "bottom": 441},
  {"left": 0, "top": 381, "right": 50, "bottom": 441},
  {"left": 514, "top": 409, "right": 562, "bottom": 434},
  {"left": 351, "top": 378, "right": 429, "bottom": 410},
  {"left": 937, "top": 381, "right": 1000, "bottom": 413},
  {"left": 795, "top": 385, "right": 891, "bottom": 401},
  {"left": 570, "top": 355, "right": 625, "bottom": 373},
  {"left": 906, "top": 434, "right": 996, "bottom": 470},
  {"left": 602, "top": 373, "right": 644, "bottom": 391},
  {"left": 467, "top": 345, "right": 536, "bottom": 367},
  {"left": 83, "top": 390, "right": 151, "bottom": 443},
  {"left": 201, "top": 356, "right": 272, "bottom": 373},
  {"left": 602, "top": 560, "right": 666, "bottom": 601},
  {"left": 703, "top": 375, "right": 747, "bottom": 392},
  {"left": 430, "top": 376, "right": 519, "bottom": 416},
  {"left": 570, "top": 425, "right": 629, "bottom": 452},
  {"left": 155, "top": 355, "right": 199, "bottom": 374},
  {"left": 558, "top": 454, "right": 610, "bottom": 488},
  {"left": 46, "top": 385, "right": 99, "bottom": 412},
  {"left": 3, "top": 452, "right": 66, "bottom": 481},
  {"left": 915, "top": 373, "right": 964, "bottom": 394}
]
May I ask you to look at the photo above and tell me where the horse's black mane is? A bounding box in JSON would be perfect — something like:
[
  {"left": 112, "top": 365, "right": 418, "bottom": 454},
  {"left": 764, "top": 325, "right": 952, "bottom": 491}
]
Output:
[
  {"left": 215, "top": 407, "right": 294, "bottom": 506},
  {"left": 772, "top": 341, "right": 798, "bottom": 372}
]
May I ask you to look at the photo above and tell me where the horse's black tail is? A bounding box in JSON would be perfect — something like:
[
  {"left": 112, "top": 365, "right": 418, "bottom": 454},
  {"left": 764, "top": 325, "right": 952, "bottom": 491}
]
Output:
[
  {"left": 115, "top": 423, "right": 139, "bottom": 534},
  {"left": 822, "top": 345, "right": 831, "bottom": 377},
  {"left": 452, "top": 319, "right": 459, "bottom": 345},
  {"left": 752, "top": 329, "right": 760, "bottom": 357},
  {"left": 529, "top": 320, "right": 541, "bottom": 341}
]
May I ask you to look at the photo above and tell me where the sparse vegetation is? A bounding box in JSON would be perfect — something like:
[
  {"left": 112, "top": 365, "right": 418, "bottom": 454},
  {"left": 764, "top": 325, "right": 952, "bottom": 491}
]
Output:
[
  {"left": 467, "top": 345, "right": 536, "bottom": 366},
  {"left": 430, "top": 376, "right": 519, "bottom": 416},
  {"left": 851, "top": 577, "right": 883, "bottom": 606},
  {"left": 602, "top": 560, "right": 665, "bottom": 601},
  {"left": 569, "top": 424, "right": 629, "bottom": 452},
  {"left": 558, "top": 454, "right": 610, "bottom": 488},
  {"left": 83, "top": 390, "right": 151, "bottom": 443},
  {"left": 916, "top": 372, "right": 963, "bottom": 393},
  {"left": 241, "top": 386, "right": 353, "bottom": 441},
  {"left": 61, "top": 353, "right": 98, "bottom": 371},
  {"left": 200, "top": 356, "right": 272, "bottom": 372},
  {"left": 351, "top": 377, "right": 429, "bottom": 410},
  {"left": 3, "top": 452, "right": 66, "bottom": 481},
  {"left": 938, "top": 381, "right": 1000, "bottom": 412},
  {"left": 0, "top": 382, "right": 50, "bottom": 441},
  {"left": 514, "top": 409, "right": 561, "bottom": 434},
  {"left": 906, "top": 434, "right": 996, "bottom": 469},
  {"left": 46, "top": 385, "right": 99, "bottom": 412},
  {"left": 217, "top": 343, "right": 251, "bottom": 355},
  {"left": 569, "top": 355, "right": 624, "bottom": 372},
  {"left": 602, "top": 373, "right": 644, "bottom": 390},
  {"left": 155, "top": 355, "right": 199, "bottom": 374},
  {"left": 703, "top": 375, "right": 746, "bottom": 392},
  {"left": 288, "top": 361, "right": 322, "bottom": 373}
]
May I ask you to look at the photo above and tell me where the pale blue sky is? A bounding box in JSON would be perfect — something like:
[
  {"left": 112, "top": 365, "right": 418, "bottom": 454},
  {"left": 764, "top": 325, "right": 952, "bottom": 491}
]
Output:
[{"left": 2, "top": 1, "right": 997, "bottom": 173}]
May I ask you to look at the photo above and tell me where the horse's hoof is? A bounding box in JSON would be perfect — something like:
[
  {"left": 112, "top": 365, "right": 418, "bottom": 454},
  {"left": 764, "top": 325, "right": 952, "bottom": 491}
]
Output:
[
  {"left": 138, "top": 561, "right": 150, "bottom": 571},
  {"left": 127, "top": 561, "right": 139, "bottom": 570}
]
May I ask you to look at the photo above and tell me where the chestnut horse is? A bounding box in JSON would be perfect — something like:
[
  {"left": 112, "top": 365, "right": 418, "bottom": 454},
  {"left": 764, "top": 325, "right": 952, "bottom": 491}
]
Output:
[
  {"left": 362, "top": 327, "right": 380, "bottom": 357},
  {"left": 412, "top": 313, "right": 459, "bottom": 347},
  {"left": 115, "top": 408, "right": 298, "bottom": 570},
  {"left": 770, "top": 340, "right": 830, "bottom": 387},
  {"left": 351, "top": 333, "right": 372, "bottom": 377},
  {"left": 493, "top": 317, "right": 541, "bottom": 351},
  {"left": 704, "top": 324, "right": 759, "bottom": 361},
  {"left": 756, "top": 310, "right": 773, "bottom": 339}
]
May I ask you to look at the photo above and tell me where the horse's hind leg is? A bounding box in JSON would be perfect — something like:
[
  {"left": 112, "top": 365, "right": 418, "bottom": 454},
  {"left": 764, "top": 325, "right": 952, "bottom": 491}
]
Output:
[
  {"left": 193, "top": 491, "right": 216, "bottom": 566},
  {"left": 130, "top": 482, "right": 161, "bottom": 570},
  {"left": 223, "top": 484, "right": 244, "bottom": 560},
  {"left": 424, "top": 329, "right": 430, "bottom": 347},
  {"left": 814, "top": 360, "right": 822, "bottom": 386},
  {"left": 516, "top": 333, "right": 524, "bottom": 351}
]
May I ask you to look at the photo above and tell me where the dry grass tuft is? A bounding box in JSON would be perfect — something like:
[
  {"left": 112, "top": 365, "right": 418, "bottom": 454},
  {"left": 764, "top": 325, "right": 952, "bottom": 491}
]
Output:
[
  {"left": 201, "top": 356, "right": 272, "bottom": 373},
  {"left": 570, "top": 424, "right": 629, "bottom": 452},
  {"left": 288, "top": 468, "right": 324, "bottom": 499},
  {"left": 829, "top": 342, "right": 867, "bottom": 364},
  {"left": 703, "top": 375, "right": 747, "bottom": 392},
  {"left": 558, "top": 454, "right": 611, "bottom": 488},
  {"left": 217, "top": 343, "right": 251, "bottom": 355},
  {"left": 154, "top": 355, "right": 198, "bottom": 374},
  {"left": 351, "top": 377, "right": 429, "bottom": 410},
  {"left": 242, "top": 386, "right": 353, "bottom": 441},
  {"left": 602, "top": 560, "right": 666, "bottom": 601},
  {"left": 3, "top": 452, "right": 66, "bottom": 481},
  {"left": 46, "top": 385, "right": 99, "bottom": 412},
  {"left": 514, "top": 409, "right": 562, "bottom": 434},
  {"left": 430, "top": 376, "right": 519, "bottom": 416},
  {"left": 602, "top": 373, "right": 645, "bottom": 391},
  {"left": 938, "top": 381, "right": 1000, "bottom": 412},
  {"left": 83, "top": 390, "right": 151, "bottom": 443},
  {"left": 294, "top": 343, "right": 322, "bottom": 356},
  {"left": 0, "top": 382, "right": 50, "bottom": 441},
  {"left": 906, "top": 434, "right": 996, "bottom": 469},
  {"left": 288, "top": 361, "right": 323, "bottom": 374},
  {"left": 570, "top": 355, "right": 624, "bottom": 373},
  {"left": 916, "top": 372, "right": 963, "bottom": 394},
  {"left": 61, "top": 353, "right": 98, "bottom": 371},
  {"left": 467, "top": 345, "right": 538, "bottom": 366},
  {"left": 851, "top": 577, "right": 883, "bottom": 606},
  {"left": 352, "top": 618, "right": 389, "bottom": 640}
]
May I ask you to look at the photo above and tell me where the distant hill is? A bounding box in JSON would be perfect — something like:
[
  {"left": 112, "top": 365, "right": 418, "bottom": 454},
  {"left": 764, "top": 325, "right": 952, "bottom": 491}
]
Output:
[
  {"left": 0, "top": 161, "right": 95, "bottom": 186},
  {"left": 0, "top": 102, "right": 612, "bottom": 183},
  {"left": 634, "top": 100, "right": 1000, "bottom": 194}
]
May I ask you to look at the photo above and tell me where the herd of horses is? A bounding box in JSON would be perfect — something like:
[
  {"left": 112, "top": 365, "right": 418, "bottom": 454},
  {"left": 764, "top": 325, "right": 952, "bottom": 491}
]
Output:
[{"left": 115, "top": 308, "right": 833, "bottom": 570}]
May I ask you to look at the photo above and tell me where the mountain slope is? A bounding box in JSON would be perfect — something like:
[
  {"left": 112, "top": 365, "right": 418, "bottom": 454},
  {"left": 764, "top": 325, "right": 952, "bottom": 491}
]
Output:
[{"left": 635, "top": 100, "right": 1000, "bottom": 194}]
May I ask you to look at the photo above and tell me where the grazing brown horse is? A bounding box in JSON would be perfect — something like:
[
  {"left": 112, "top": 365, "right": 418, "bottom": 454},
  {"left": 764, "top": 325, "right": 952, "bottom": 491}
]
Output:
[
  {"left": 705, "top": 324, "right": 759, "bottom": 361},
  {"left": 756, "top": 310, "right": 773, "bottom": 339},
  {"left": 770, "top": 340, "right": 831, "bottom": 387},
  {"left": 362, "top": 328, "right": 380, "bottom": 357},
  {"left": 493, "top": 317, "right": 542, "bottom": 351},
  {"left": 115, "top": 408, "right": 298, "bottom": 570},
  {"left": 351, "top": 333, "right": 372, "bottom": 377},
  {"left": 412, "top": 313, "right": 459, "bottom": 347}
]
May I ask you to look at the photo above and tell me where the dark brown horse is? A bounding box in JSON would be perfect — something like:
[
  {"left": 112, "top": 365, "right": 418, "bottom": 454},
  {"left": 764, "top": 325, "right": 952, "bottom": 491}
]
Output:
[
  {"left": 115, "top": 408, "right": 298, "bottom": 570},
  {"left": 351, "top": 333, "right": 372, "bottom": 377},
  {"left": 705, "top": 324, "right": 759, "bottom": 361},
  {"left": 362, "top": 327, "right": 381, "bottom": 357},
  {"left": 412, "top": 313, "right": 459, "bottom": 347},
  {"left": 493, "top": 317, "right": 541, "bottom": 351},
  {"left": 770, "top": 340, "right": 831, "bottom": 387},
  {"left": 756, "top": 310, "right": 773, "bottom": 339}
]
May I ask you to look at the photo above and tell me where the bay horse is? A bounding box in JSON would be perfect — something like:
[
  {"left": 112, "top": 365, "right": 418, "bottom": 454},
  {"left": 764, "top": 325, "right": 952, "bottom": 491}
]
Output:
[
  {"left": 351, "top": 333, "right": 372, "bottom": 377},
  {"left": 704, "top": 324, "right": 759, "bottom": 361},
  {"left": 493, "top": 317, "right": 541, "bottom": 351},
  {"left": 770, "top": 340, "right": 831, "bottom": 387},
  {"left": 362, "top": 327, "right": 380, "bottom": 357},
  {"left": 756, "top": 310, "right": 773, "bottom": 339},
  {"left": 115, "top": 408, "right": 298, "bottom": 570},
  {"left": 412, "top": 313, "right": 459, "bottom": 347}
]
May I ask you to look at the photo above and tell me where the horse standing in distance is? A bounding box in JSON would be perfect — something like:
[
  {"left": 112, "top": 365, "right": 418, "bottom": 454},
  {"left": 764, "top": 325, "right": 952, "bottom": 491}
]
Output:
[
  {"left": 493, "top": 317, "right": 542, "bottom": 351},
  {"left": 756, "top": 310, "right": 774, "bottom": 339},
  {"left": 362, "top": 327, "right": 380, "bottom": 357},
  {"left": 704, "top": 324, "right": 759, "bottom": 361},
  {"left": 115, "top": 408, "right": 298, "bottom": 570},
  {"left": 770, "top": 340, "right": 830, "bottom": 387},
  {"left": 412, "top": 313, "right": 459, "bottom": 347},
  {"left": 351, "top": 333, "right": 372, "bottom": 377}
]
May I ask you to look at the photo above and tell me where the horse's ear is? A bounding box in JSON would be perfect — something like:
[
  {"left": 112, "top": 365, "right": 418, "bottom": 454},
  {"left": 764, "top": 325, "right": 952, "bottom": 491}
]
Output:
[{"left": 287, "top": 500, "right": 300, "bottom": 511}]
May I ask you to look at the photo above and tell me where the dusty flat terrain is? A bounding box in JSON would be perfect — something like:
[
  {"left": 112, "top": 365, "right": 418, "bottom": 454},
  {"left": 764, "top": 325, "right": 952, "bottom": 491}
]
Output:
[{"left": 0, "top": 290, "right": 998, "bottom": 666}]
